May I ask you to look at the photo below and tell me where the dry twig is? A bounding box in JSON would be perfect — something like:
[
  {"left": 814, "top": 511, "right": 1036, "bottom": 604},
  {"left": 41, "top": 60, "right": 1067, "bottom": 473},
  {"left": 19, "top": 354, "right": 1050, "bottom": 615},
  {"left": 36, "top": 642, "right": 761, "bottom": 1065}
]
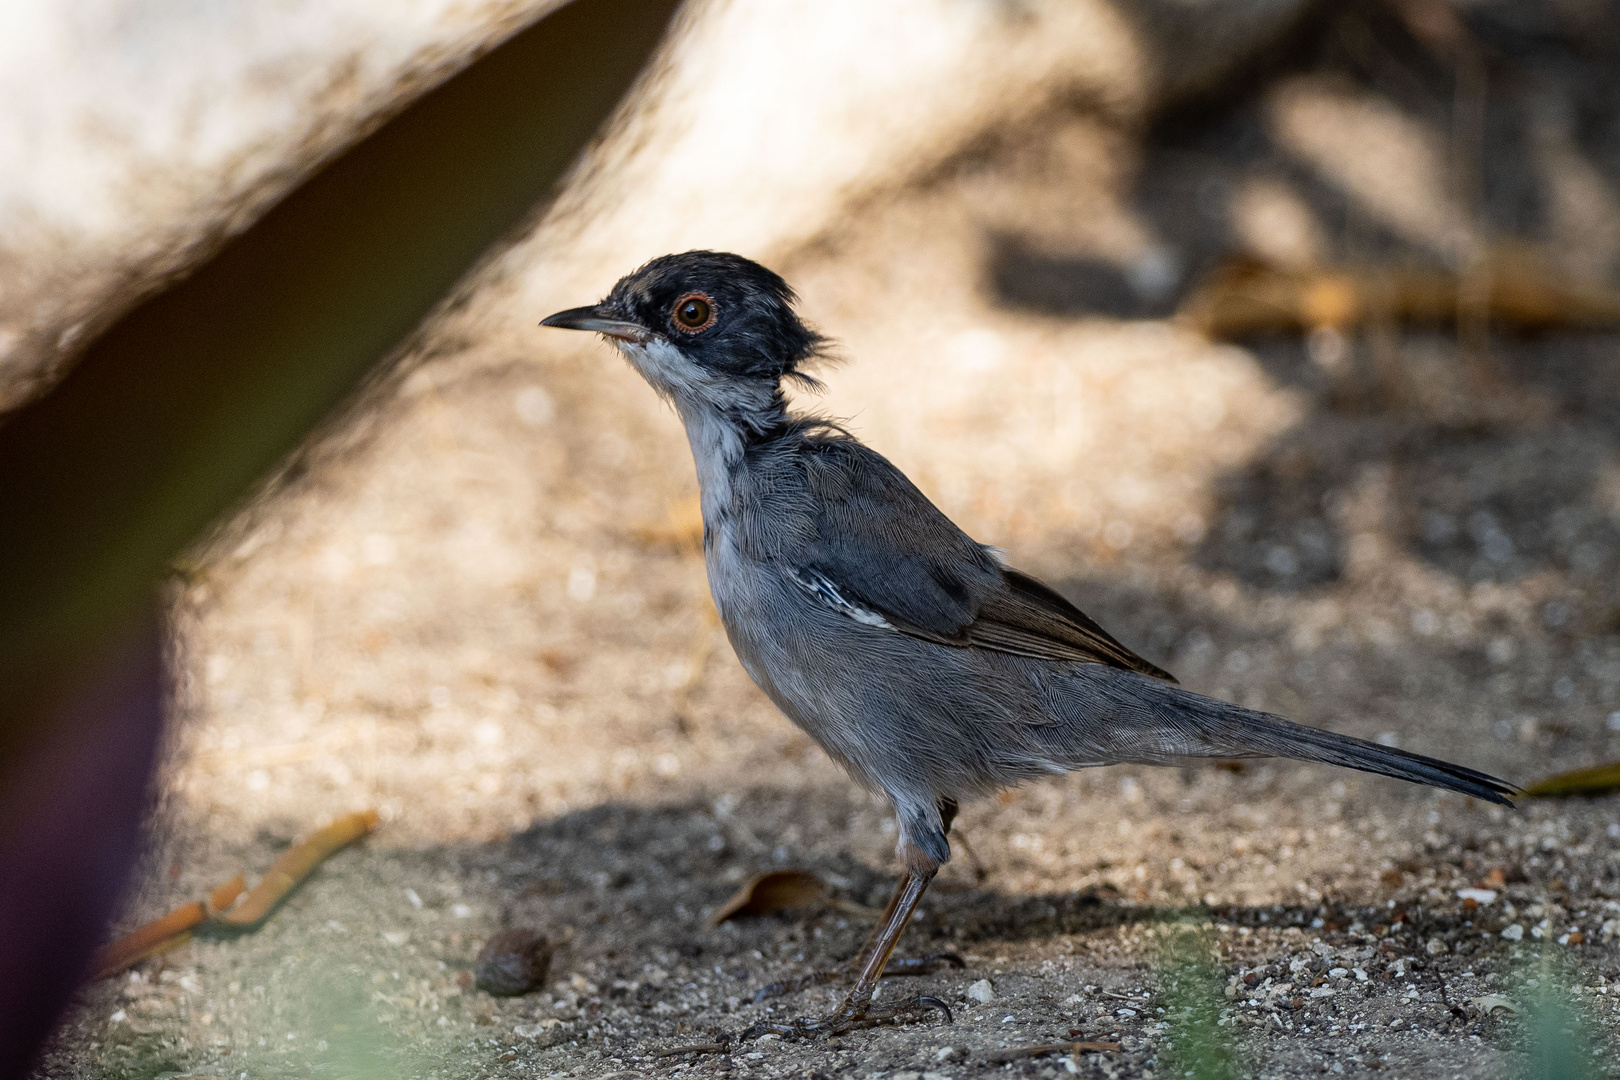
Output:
[
  {"left": 88, "top": 812, "right": 378, "bottom": 981},
  {"left": 986, "top": 1041, "right": 1121, "bottom": 1064},
  {"left": 1180, "top": 251, "right": 1620, "bottom": 340},
  {"left": 654, "top": 1042, "right": 729, "bottom": 1058},
  {"left": 212, "top": 810, "right": 379, "bottom": 927}
]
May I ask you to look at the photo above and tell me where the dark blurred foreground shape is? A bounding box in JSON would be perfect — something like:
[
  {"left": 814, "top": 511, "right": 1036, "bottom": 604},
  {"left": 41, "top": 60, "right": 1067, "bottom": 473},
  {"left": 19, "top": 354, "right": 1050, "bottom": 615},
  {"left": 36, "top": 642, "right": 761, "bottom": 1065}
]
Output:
[
  {"left": 0, "top": 614, "right": 164, "bottom": 1080},
  {"left": 0, "top": 0, "right": 681, "bottom": 1072}
]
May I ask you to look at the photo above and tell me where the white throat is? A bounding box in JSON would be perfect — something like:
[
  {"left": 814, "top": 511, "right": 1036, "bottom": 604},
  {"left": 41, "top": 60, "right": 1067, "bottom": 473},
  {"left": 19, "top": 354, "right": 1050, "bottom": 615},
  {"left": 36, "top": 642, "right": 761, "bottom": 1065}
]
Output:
[
  {"left": 617, "top": 337, "right": 768, "bottom": 524},
  {"left": 677, "top": 402, "right": 746, "bottom": 523}
]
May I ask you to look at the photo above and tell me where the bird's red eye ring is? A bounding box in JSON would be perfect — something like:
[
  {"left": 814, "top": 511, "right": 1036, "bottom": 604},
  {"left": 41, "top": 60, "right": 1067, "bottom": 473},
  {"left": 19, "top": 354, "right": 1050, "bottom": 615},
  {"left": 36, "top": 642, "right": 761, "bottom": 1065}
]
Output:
[{"left": 671, "top": 292, "right": 716, "bottom": 333}]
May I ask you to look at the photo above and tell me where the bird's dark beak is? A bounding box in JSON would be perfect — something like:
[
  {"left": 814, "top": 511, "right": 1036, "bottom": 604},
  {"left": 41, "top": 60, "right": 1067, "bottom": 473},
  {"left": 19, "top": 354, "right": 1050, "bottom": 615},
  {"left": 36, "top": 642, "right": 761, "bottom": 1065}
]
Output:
[{"left": 540, "top": 305, "right": 650, "bottom": 342}]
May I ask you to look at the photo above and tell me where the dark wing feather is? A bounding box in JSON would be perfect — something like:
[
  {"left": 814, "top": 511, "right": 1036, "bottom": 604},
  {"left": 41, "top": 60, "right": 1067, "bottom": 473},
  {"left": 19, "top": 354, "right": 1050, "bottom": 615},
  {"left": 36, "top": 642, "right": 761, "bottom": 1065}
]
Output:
[
  {"left": 966, "top": 569, "right": 1176, "bottom": 681},
  {"left": 794, "top": 435, "right": 1174, "bottom": 681},
  {"left": 796, "top": 437, "right": 999, "bottom": 643}
]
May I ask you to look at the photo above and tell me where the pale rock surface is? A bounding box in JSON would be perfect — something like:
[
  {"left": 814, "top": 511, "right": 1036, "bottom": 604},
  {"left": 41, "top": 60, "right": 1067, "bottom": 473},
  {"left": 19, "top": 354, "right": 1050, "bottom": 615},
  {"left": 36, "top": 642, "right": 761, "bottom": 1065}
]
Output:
[
  {"left": 0, "top": 0, "right": 1310, "bottom": 412},
  {"left": 0, "top": 0, "right": 560, "bottom": 411}
]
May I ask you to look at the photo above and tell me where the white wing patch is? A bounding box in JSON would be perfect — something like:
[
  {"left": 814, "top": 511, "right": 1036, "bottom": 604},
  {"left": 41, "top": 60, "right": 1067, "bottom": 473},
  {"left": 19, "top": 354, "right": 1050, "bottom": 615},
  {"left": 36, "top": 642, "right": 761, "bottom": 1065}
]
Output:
[{"left": 787, "top": 567, "right": 894, "bottom": 629}]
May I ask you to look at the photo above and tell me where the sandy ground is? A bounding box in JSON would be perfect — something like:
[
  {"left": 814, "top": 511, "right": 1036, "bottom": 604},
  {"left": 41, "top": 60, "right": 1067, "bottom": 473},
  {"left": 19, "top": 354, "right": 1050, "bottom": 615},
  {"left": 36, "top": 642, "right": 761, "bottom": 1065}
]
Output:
[{"left": 33, "top": 2, "right": 1620, "bottom": 1077}]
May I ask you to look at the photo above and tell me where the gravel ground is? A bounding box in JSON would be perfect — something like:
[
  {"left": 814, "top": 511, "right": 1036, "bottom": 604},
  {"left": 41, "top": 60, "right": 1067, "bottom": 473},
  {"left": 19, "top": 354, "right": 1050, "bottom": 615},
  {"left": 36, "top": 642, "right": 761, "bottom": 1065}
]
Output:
[{"left": 33, "top": 2, "right": 1620, "bottom": 1077}]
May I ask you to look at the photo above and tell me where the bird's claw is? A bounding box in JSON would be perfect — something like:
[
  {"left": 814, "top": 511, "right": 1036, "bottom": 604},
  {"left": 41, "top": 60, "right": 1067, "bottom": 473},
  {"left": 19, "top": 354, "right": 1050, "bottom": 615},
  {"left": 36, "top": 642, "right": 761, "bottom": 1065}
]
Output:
[
  {"left": 751, "top": 952, "right": 964, "bottom": 1003},
  {"left": 740, "top": 994, "right": 953, "bottom": 1041}
]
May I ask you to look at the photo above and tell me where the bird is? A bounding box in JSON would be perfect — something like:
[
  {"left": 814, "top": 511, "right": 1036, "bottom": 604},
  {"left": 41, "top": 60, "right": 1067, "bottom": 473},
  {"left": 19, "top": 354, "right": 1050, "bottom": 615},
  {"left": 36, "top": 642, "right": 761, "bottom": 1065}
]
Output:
[{"left": 540, "top": 250, "right": 1516, "bottom": 1039}]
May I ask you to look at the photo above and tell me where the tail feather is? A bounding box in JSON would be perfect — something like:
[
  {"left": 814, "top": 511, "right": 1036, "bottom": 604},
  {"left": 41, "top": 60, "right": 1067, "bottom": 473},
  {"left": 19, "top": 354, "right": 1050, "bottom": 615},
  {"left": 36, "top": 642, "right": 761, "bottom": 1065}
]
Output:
[
  {"left": 1206, "top": 710, "right": 1518, "bottom": 806},
  {"left": 1044, "top": 671, "right": 1518, "bottom": 806}
]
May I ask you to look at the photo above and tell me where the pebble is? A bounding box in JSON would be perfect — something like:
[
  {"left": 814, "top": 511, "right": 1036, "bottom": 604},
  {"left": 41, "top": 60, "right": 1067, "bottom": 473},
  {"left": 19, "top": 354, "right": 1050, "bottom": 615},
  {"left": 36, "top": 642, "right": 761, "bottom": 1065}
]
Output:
[
  {"left": 965, "top": 979, "right": 995, "bottom": 1004},
  {"left": 475, "top": 928, "right": 553, "bottom": 996}
]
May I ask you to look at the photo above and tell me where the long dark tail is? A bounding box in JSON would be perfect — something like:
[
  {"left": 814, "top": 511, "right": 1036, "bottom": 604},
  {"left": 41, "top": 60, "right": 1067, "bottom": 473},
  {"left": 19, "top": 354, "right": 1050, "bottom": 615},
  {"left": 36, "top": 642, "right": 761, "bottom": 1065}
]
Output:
[
  {"left": 1044, "top": 670, "right": 1518, "bottom": 806},
  {"left": 1201, "top": 707, "right": 1518, "bottom": 806}
]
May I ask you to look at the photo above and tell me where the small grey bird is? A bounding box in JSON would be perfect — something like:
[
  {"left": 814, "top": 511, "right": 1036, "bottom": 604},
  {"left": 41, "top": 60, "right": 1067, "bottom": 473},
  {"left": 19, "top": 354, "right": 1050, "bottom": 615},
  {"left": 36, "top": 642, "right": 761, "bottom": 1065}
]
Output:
[{"left": 541, "top": 251, "right": 1514, "bottom": 1039}]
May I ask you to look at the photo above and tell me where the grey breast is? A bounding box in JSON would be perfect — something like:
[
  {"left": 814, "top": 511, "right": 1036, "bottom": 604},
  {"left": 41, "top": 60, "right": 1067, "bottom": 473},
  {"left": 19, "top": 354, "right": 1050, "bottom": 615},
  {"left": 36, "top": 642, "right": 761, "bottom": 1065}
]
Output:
[{"left": 701, "top": 433, "right": 1065, "bottom": 804}]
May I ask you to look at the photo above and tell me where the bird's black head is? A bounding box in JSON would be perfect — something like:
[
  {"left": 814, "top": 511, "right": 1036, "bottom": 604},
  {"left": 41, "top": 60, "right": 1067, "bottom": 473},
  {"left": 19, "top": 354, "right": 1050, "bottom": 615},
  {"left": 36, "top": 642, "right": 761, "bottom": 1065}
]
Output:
[{"left": 541, "top": 251, "right": 830, "bottom": 415}]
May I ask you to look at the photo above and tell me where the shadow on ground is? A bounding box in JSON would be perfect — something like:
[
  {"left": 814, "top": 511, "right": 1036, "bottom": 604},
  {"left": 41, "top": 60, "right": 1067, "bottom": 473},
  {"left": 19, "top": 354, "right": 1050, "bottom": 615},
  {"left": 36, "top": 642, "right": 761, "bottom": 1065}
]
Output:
[{"left": 987, "top": 0, "right": 1620, "bottom": 607}]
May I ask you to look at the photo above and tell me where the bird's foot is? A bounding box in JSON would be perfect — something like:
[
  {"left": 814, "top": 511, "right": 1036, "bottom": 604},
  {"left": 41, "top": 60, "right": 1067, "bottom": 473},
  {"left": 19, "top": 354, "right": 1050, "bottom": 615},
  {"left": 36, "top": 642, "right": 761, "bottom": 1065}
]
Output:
[
  {"left": 751, "top": 952, "right": 964, "bottom": 1003},
  {"left": 740, "top": 994, "right": 953, "bottom": 1041}
]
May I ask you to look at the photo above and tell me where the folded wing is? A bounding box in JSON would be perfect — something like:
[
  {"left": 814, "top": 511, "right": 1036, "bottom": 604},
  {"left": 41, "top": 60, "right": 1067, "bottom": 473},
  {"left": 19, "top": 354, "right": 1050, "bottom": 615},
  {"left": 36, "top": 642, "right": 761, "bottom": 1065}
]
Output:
[{"left": 791, "top": 435, "right": 1173, "bottom": 682}]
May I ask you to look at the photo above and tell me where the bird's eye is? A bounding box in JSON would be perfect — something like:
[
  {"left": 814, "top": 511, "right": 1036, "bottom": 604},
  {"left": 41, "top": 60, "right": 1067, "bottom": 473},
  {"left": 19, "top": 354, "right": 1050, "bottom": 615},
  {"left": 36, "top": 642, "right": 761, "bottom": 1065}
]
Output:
[{"left": 671, "top": 292, "right": 715, "bottom": 332}]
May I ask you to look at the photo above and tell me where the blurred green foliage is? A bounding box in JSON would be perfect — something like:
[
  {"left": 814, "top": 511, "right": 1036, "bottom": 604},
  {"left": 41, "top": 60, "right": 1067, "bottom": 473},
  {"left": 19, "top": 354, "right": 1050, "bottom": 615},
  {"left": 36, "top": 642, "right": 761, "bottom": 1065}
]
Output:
[
  {"left": 1156, "top": 921, "right": 1243, "bottom": 1080},
  {"left": 1514, "top": 951, "right": 1609, "bottom": 1080}
]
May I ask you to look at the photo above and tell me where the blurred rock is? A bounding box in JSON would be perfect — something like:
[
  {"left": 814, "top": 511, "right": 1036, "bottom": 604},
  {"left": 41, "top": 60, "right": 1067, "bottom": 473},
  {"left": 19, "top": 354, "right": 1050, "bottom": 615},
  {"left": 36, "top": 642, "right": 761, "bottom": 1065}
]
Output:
[
  {"left": 0, "top": 0, "right": 573, "bottom": 414},
  {"left": 474, "top": 927, "right": 552, "bottom": 996}
]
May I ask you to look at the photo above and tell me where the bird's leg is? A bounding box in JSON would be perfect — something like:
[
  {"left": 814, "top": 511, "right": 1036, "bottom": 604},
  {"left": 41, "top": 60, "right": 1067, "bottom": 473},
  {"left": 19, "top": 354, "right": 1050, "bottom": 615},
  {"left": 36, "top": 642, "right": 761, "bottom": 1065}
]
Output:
[
  {"left": 750, "top": 871, "right": 963, "bottom": 1001},
  {"left": 740, "top": 864, "right": 952, "bottom": 1039},
  {"left": 855, "top": 868, "right": 965, "bottom": 978},
  {"left": 751, "top": 798, "right": 964, "bottom": 1003},
  {"left": 751, "top": 875, "right": 910, "bottom": 1001}
]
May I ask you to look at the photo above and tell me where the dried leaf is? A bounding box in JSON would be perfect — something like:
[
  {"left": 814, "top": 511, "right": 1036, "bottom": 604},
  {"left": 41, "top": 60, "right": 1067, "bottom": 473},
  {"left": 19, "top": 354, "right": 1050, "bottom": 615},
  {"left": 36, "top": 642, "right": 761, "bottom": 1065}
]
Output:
[
  {"left": 1521, "top": 762, "right": 1620, "bottom": 798},
  {"left": 706, "top": 870, "right": 828, "bottom": 926}
]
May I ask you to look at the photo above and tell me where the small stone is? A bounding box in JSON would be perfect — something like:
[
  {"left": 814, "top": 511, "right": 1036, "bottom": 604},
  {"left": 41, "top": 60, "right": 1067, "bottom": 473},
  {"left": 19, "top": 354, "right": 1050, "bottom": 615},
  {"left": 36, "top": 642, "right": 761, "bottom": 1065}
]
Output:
[
  {"left": 1501, "top": 924, "right": 1524, "bottom": 942},
  {"left": 965, "top": 978, "right": 995, "bottom": 1004},
  {"left": 1425, "top": 938, "right": 1449, "bottom": 955},
  {"left": 475, "top": 928, "right": 552, "bottom": 996}
]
